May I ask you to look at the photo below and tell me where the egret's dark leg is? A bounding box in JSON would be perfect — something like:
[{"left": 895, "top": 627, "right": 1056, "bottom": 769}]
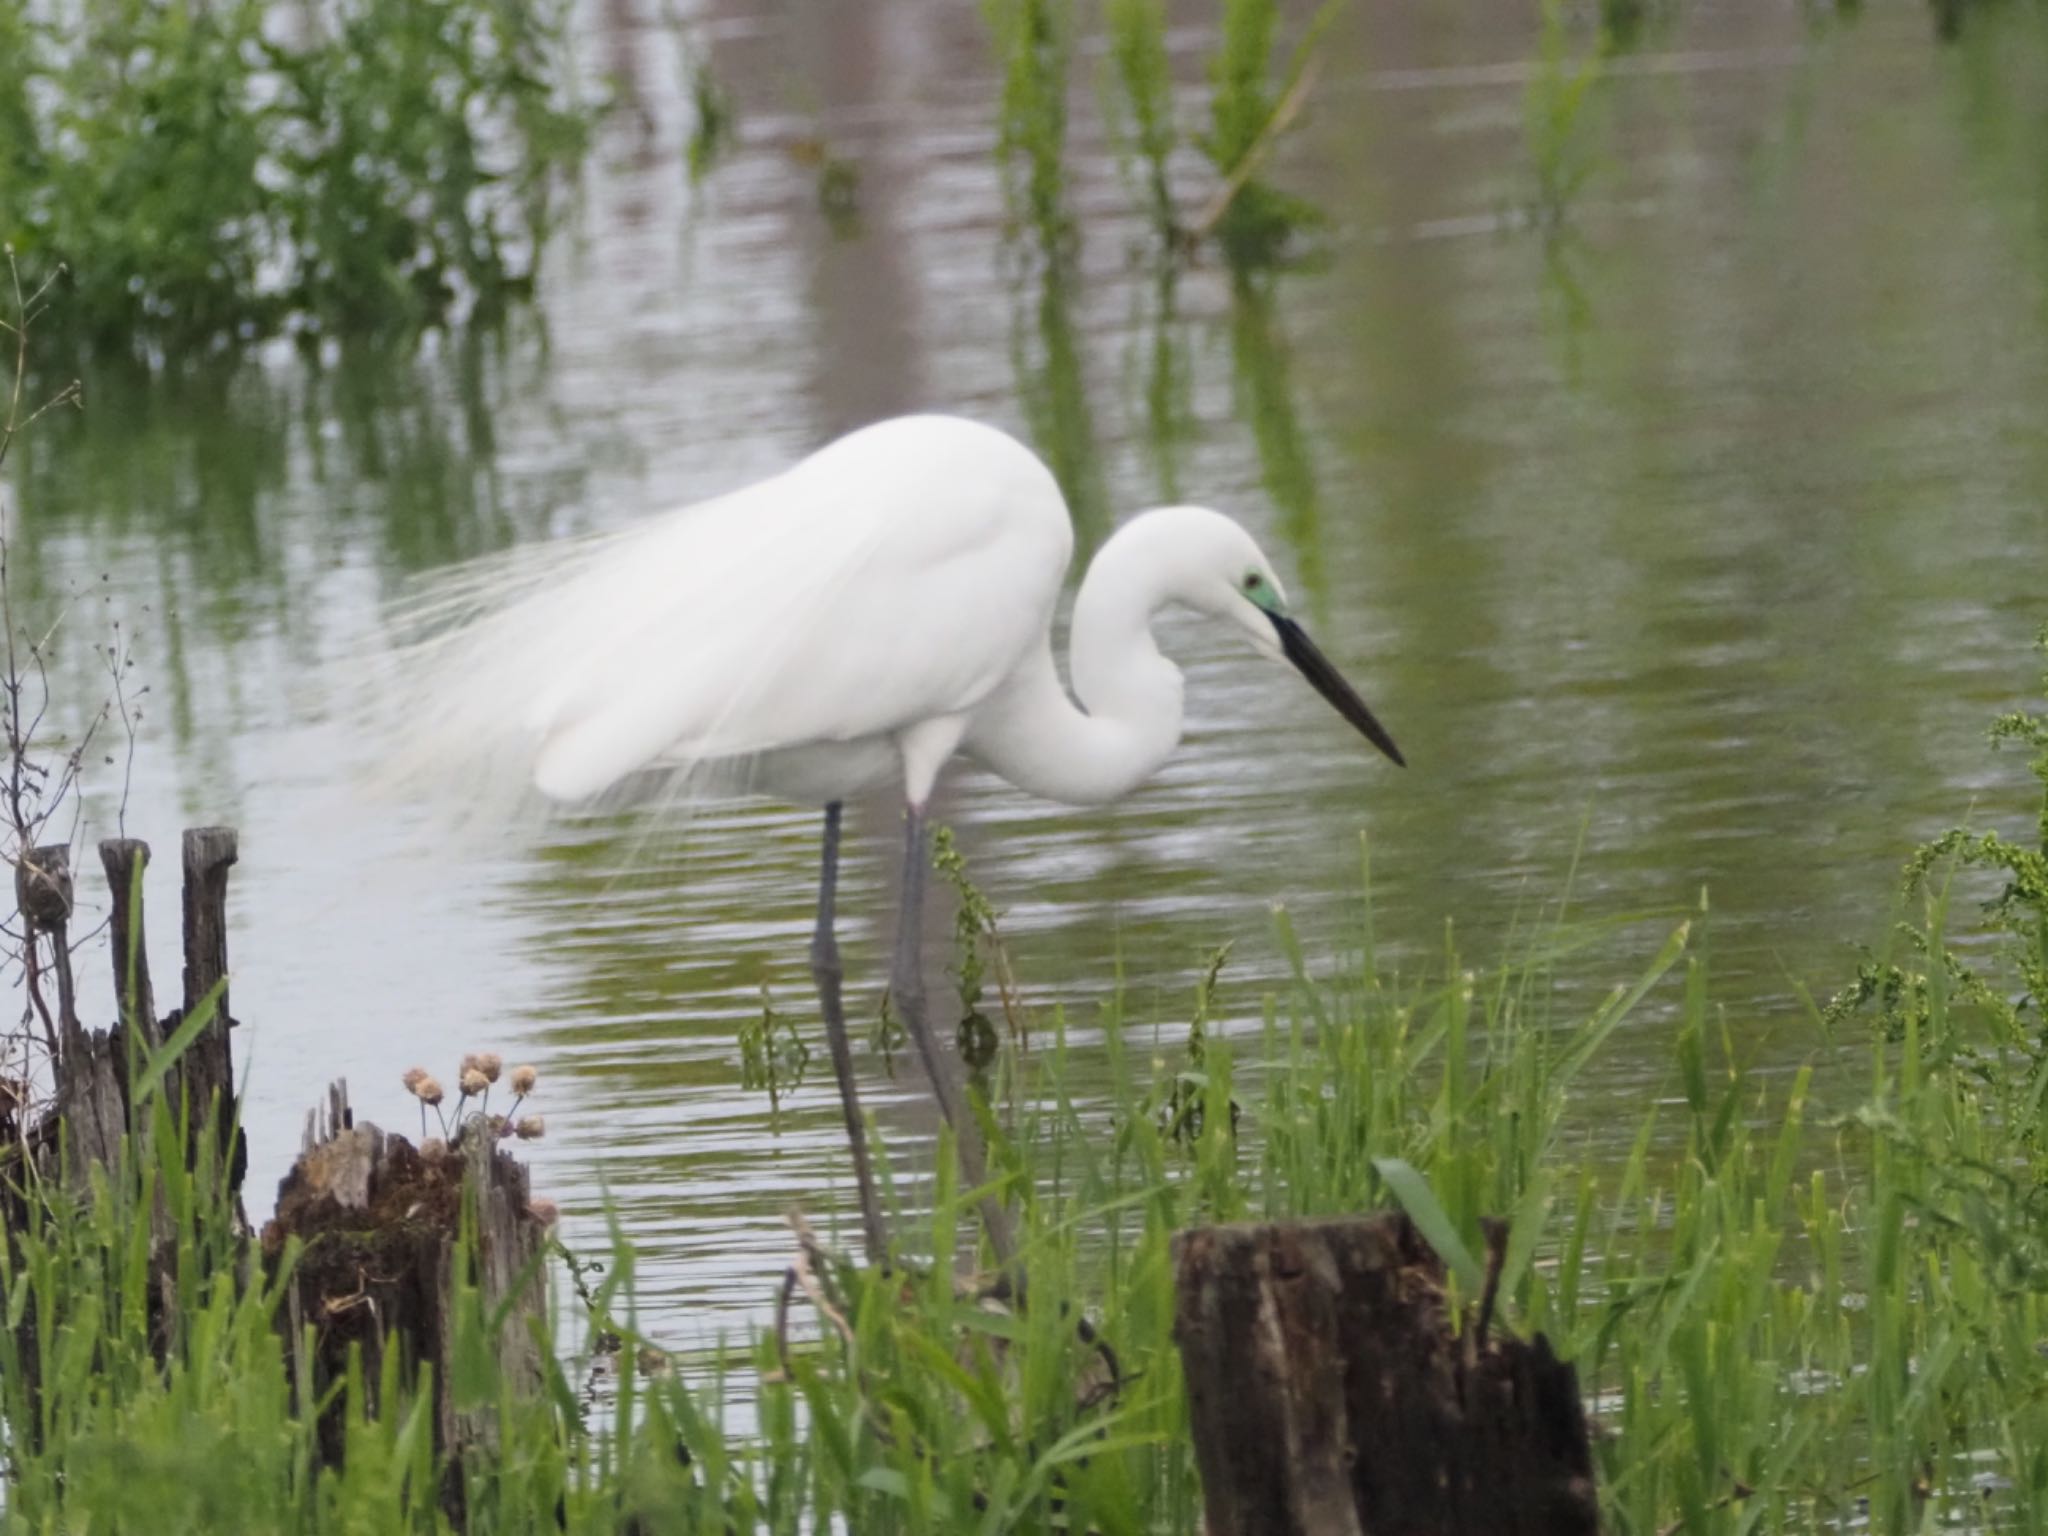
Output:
[
  {"left": 812, "top": 802, "right": 888, "bottom": 1265},
  {"left": 890, "top": 802, "right": 1017, "bottom": 1266}
]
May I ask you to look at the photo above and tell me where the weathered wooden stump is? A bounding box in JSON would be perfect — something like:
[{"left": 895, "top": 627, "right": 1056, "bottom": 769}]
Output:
[
  {"left": 6, "top": 829, "right": 245, "bottom": 1195},
  {"left": 5, "top": 829, "right": 250, "bottom": 1436},
  {"left": 264, "top": 1084, "right": 549, "bottom": 1473},
  {"left": 170, "top": 827, "right": 242, "bottom": 1174},
  {"left": 6, "top": 825, "right": 560, "bottom": 1518},
  {"left": 1172, "top": 1213, "right": 1600, "bottom": 1536}
]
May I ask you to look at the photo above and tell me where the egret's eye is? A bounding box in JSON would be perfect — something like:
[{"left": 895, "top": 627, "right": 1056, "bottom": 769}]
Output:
[{"left": 1240, "top": 572, "right": 1286, "bottom": 615}]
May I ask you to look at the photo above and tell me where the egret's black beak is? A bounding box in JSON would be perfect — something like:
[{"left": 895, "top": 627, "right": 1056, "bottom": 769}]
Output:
[{"left": 1269, "top": 613, "right": 1406, "bottom": 767}]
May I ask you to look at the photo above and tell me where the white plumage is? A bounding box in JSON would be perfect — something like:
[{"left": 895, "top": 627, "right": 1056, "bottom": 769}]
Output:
[
  {"left": 375, "top": 415, "right": 1073, "bottom": 812},
  {"left": 362, "top": 412, "right": 1403, "bottom": 1267}
]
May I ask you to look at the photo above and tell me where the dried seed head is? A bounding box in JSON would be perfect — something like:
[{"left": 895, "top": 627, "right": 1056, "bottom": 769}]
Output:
[
  {"left": 460, "top": 1068, "right": 489, "bottom": 1097},
  {"left": 477, "top": 1052, "right": 503, "bottom": 1083},
  {"left": 528, "top": 1197, "right": 559, "bottom": 1227},
  {"left": 515, "top": 1115, "right": 546, "bottom": 1141},
  {"left": 402, "top": 1066, "right": 428, "bottom": 1093},
  {"left": 459, "top": 1053, "right": 481, "bottom": 1077},
  {"left": 510, "top": 1064, "right": 538, "bottom": 1095},
  {"left": 417, "top": 1076, "right": 445, "bottom": 1107}
]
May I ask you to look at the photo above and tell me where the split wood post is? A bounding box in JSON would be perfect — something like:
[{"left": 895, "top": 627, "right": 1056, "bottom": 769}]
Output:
[
  {"left": 98, "top": 837, "right": 156, "bottom": 1047},
  {"left": 18, "top": 845, "right": 132, "bottom": 1184},
  {"left": 10, "top": 828, "right": 248, "bottom": 1203},
  {"left": 266, "top": 1084, "right": 551, "bottom": 1480},
  {"left": 7, "top": 825, "right": 253, "bottom": 1414},
  {"left": 171, "top": 827, "right": 241, "bottom": 1178},
  {"left": 1172, "top": 1214, "right": 1600, "bottom": 1536},
  {"left": 16, "top": 843, "right": 80, "bottom": 1059}
]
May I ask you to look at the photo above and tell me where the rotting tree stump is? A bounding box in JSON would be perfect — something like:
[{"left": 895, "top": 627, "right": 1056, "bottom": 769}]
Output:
[
  {"left": 264, "top": 1084, "right": 549, "bottom": 1474},
  {"left": 1172, "top": 1214, "right": 1600, "bottom": 1536}
]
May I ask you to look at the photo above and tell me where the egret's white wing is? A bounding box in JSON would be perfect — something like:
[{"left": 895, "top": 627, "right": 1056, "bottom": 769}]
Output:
[{"left": 367, "top": 416, "right": 1074, "bottom": 814}]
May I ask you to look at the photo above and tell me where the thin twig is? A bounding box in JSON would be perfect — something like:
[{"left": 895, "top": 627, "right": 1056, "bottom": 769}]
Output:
[
  {"left": 20, "top": 382, "right": 82, "bottom": 431},
  {"left": 788, "top": 1210, "right": 855, "bottom": 1349},
  {"left": 0, "top": 253, "right": 126, "bottom": 1109}
]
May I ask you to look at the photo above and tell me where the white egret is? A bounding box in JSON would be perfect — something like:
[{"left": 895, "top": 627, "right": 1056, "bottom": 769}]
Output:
[{"left": 375, "top": 414, "right": 1403, "bottom": 1265}]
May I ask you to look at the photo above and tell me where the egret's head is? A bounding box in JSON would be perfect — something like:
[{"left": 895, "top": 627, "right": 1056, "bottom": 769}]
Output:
[{"left": 1167, "top": 508, "right": 1406, "bottom": 769}]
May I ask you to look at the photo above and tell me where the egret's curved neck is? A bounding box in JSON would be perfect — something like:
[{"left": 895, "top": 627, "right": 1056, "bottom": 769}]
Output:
[{"left": 965, "top": 515, "right": 1186, "bottom": 807}]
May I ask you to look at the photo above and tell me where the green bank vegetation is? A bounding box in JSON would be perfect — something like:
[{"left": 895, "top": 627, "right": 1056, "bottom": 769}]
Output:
[{"left": 0, "top": 0, "right": 592, "bottom": 354}]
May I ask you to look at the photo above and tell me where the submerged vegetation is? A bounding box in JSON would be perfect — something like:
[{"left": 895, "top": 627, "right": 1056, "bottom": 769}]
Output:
[
  {"left": 1191, "top": 0, "right": 1339, "bottom": 268},
  {"left": 986, "top": 0, "right": 1339, "bottom": 270},
  {"left": 1103, "top": 0, "right": 1180, "bottom": 247},
  {"left": 0, "top": 0, "right": 592, "bottom": 354},
  {"left": 985, "top": 0, "right": 1078, "bottom": 261},
  {"left": 4, "top": 630, "right": 2048, "bottom": 1531},
  {"left": 1526, "top": 0, "right": 1610, "bottom": 234}
]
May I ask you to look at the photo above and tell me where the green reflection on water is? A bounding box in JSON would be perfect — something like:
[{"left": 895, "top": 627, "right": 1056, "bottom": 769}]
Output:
[
  {"left": 1229, "top": 271, "right": 1328, "bottom": 617},
  {"left": 1012, "top": 261, "right": 1110, "bottom": 550},
  {"left": 1131, "top": 260, "right": 1194, "bottom": 506}
]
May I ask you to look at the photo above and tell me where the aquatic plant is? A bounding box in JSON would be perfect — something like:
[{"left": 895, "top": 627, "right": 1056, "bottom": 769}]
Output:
[
  {"left": 933, "top": 825, "right": 1028, "bottom": 1091},
  {"left": 738, "top": 986, "right": 812, "bottom": 1122},
  {"left": 1601, "top": 0, "right": 1653, "bottom": 51},
  {"left": 681, "top": 39, "right": 734, "bottom": 185},
  {"left": 0, "top": 0, "right": 593, "bottom": 355},
  {"left": 1525, "top": 0, "right": 1607, "bottom": 232},
  {"left": 818, "top": 159, "right": 862, "bottom": 236},
  {"left": 983, "top": 0, "right": 1076, "bottom": 262},
  {"left": 1193, "top": 0, "right": 1339, "bottom": 269},
  {"left": 1103, "top": 0, "right": 1182, "bottom": 243},
  {"left": 1099, "top": 0, "right": 1343, "bottom": 266}
]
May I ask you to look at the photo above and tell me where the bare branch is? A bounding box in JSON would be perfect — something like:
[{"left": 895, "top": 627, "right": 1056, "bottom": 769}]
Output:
[{"left": 0, "top": 255, "right": 122, "bottom": 1101}]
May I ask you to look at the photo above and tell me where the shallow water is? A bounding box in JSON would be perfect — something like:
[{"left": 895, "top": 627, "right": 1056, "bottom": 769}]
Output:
[{"left": 6, "top": 0, "right": 2047, "bottom": 1345}]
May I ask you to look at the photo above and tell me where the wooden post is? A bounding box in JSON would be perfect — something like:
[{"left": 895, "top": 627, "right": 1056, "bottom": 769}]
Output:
[
  {"left": 265, "top": 1084, "right": 551, "bottom": 1478},
  {"left": 180, "top": 826, "right": 236, "bottom": 1023},
  {"left": 98, "top": 838, "right": 156, "bottom": 1046},
  {"left": 10, "top": 829, "right": 250, "bottom": 1200},
  {"left": 1172, "top": 1214, "right": 1600, "bottom": 1536},
  {"left": 171, "top": 827, "right": 242, "bottom": 1188},
  {"left": 16, "top": 843, "right": 78, "bottom": 1059},
  {"left": 12, "top": 844, "right": 133, "bottom": 1186},
  {"left": 7, "top": 826, "right": 256, "bottom": 1415}
]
